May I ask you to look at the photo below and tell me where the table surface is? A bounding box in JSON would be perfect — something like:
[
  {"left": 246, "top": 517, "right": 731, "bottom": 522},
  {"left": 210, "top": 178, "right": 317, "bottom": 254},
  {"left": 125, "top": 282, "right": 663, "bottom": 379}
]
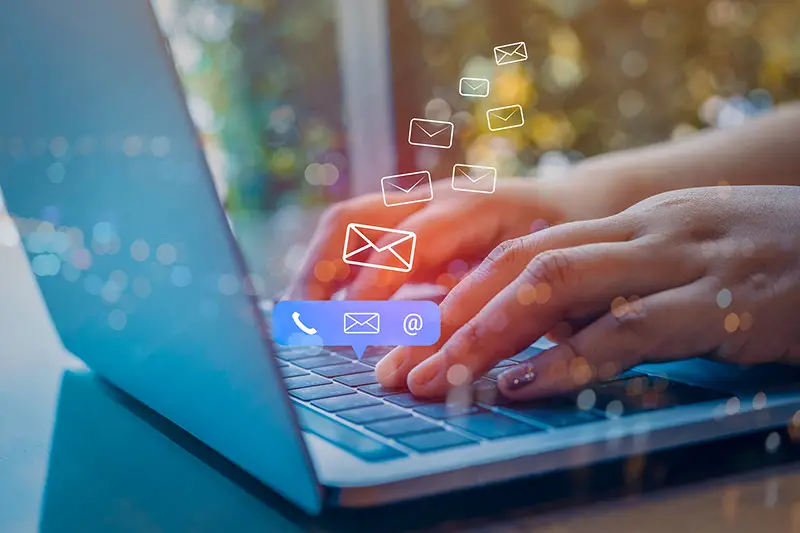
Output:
[{"left": 3, "top": 209, "right": 800, "bottom": 533}]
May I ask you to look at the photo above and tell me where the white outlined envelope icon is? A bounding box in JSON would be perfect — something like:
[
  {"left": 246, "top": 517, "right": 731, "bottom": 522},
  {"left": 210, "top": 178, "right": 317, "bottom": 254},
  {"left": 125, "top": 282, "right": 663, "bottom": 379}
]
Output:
[
  {"left": 487, "top": 105, "right": 525, "bottom": 132},
  {"left": 494, "top": 41, "right": 528, "bottom": 66},
  {"left": 343, "top": 312, "right": 380, "bottom": 335},
  {"left": 452, "top": 164, "right": 497, "bottom": 195},
  {"left": 342, "top": 223, "right": 417, "bottom": 273},
  {"left": 381, "top": 171, "right": 433, "bottom": 207},
  {"left": 408, "top": 118, "right": 454, "bottom": 149},
  {"left": 459, "top": 77, "right": 490, "bottom": 98}
]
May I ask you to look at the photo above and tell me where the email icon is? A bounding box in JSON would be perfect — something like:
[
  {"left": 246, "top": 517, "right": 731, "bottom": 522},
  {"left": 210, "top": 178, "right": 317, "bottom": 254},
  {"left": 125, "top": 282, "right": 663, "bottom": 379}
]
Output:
[
  {"left": 494, "top": 41, "right": 528, "bottom": 66},
  {"left": 381, "top": 171, "right": 433, "bottom": 207},
  {"left": 452, "top": 164, "right": 497, "bottom": 195},
  {"left": 487, "top": 105, "right": 525, "bottom": 132},
  {"left": 343, "top": 312, "right": 381, "bottom": 335},
  {"left": 342, "top": 223, "right": 417, "bottom": 273},
  {"left": 408, "top": 118, "right": 454, "bottom": 149},
  {"left": 459, "top": 77, "right": 490, "bottom": 98}
]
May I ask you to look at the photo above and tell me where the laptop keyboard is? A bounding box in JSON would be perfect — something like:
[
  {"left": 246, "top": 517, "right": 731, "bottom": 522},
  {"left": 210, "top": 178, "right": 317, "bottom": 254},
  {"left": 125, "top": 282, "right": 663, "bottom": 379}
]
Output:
[{"left": 275, "top": 344, "right": 731, "bottom": 462}]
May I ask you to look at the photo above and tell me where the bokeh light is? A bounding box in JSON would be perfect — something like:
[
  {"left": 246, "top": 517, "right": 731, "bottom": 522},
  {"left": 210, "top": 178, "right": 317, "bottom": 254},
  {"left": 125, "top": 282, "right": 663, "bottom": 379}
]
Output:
[{"left": 147, "top": 0, "right": 798, "bottom": 217}]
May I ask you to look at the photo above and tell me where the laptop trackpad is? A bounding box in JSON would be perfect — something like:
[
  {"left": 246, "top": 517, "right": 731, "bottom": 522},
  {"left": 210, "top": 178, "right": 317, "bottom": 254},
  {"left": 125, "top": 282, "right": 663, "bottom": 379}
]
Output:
[{"left": 636, "top": 358, "right": 800, "bottom": 395}]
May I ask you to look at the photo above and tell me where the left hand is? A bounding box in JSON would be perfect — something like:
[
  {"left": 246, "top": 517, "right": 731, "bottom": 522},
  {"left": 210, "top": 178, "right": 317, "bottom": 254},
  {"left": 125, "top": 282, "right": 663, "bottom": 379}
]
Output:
[{"left": 376, "top": 185, "right": 800, "bottom": 400}]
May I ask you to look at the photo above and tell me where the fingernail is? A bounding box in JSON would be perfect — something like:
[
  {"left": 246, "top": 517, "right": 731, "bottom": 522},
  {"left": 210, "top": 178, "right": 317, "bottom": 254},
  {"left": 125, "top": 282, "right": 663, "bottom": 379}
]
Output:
[{"left": 500, "top": 364, "right": 538, "bottom": 391}]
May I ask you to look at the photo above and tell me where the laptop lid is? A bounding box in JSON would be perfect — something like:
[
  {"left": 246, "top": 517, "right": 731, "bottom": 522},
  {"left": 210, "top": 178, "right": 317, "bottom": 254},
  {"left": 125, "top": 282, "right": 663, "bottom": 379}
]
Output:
[{"left": 0, "top": 0, "right": 322, "bottom": 513}]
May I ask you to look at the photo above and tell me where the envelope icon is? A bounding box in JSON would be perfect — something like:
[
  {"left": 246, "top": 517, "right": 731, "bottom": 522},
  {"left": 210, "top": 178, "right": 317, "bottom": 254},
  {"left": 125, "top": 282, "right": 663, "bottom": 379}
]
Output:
[
  {"left": 494, "top": 41, "right": 528, "bottom": 66},
  {"left": 408, "top": 118, "right": 454, "bottom": 149},
  {"left": 343, "top": 312, "right": 381, "bottom": 335},
  {"left": 342, "top": 223, "right": 417, "bottom": 273},
  {"left": 452, "top": 164, "right": 497, "bottom": 195},
  {"left": 487, "top": 105, "right": 525, "bottom": 132},
  {"left": 459, "top": 77, "right": 490, "bottom": 98},
  {"left": 381, "top": 171, "right": 433, "bottom": 207}
]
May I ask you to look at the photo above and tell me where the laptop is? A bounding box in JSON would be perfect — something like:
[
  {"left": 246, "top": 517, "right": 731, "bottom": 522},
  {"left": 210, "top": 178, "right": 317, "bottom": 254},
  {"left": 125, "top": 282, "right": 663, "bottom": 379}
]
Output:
[{"left": 3, "top": 0, "right": 800, "bottom": 515}]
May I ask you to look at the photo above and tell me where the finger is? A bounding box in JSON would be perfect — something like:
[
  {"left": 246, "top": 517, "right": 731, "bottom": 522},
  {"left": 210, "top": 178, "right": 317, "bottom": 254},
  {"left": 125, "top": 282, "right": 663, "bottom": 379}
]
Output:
[
  {"left": 497, "top": 277, "right": 721, "bottom": 400},
  {"left": 345, "top": 196, "right": 512, "bottom": 300},
  {"left": 544, "top": 320, "right": 582, "bottom": 344},
  {"left": 284, "top": 196, "right": 423, "bottom": 300},
  {"left": 406, "top": 236, "right": 704, "bottom": 396},
  {"left": 376, "top": 216, "right": 631, "bottom": 388},
  {"left": 544, "top": 313, "right": 607, "bottom": 343}
]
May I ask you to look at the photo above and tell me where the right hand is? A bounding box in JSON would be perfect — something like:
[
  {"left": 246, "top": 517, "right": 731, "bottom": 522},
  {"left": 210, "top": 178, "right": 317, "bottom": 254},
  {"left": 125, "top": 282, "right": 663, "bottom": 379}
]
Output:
[{"left": 284, "top": 178, "right": 573, "bottom": 302}]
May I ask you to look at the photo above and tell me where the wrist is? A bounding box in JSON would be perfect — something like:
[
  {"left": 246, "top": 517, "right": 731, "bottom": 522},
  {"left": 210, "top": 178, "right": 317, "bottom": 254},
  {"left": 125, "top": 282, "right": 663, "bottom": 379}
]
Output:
[
  {"left": 540, "top": 149, "right": 681, "bottom": 223},
  {"left": 534, "top": 164, "right": 640, "bottom": 224}
]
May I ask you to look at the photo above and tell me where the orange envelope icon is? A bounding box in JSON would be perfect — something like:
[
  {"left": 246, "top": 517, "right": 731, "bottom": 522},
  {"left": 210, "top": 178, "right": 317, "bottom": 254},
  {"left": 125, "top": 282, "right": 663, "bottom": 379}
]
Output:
[{"left": 342, "top": 223, "right": 417, "bottom": 273}]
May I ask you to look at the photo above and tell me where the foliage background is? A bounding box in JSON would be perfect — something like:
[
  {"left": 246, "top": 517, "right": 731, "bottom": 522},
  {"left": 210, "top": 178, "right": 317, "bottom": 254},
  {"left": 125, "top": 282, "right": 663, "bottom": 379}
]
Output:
[{"left": 153, "top": 0, "right": 800, "bottom": 211}]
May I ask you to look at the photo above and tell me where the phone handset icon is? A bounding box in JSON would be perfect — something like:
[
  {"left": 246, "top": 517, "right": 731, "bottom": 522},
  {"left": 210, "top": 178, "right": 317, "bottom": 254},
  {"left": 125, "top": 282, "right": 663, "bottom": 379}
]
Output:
[{"left": 292, "top": 312, "right": 318, "bottom": 335}]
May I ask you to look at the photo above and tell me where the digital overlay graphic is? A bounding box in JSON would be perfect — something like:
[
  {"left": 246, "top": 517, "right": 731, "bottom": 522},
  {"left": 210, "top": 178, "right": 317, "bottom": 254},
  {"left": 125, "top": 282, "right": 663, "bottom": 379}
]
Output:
[{"left": 272, "top": 300, "right": 441, "bottom": 359}]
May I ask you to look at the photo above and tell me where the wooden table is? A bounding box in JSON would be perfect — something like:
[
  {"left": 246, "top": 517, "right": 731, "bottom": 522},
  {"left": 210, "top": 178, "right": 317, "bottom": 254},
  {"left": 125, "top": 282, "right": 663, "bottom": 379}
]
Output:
[{"left": 2, "top": 209, "right": 799, "bottom": 533}]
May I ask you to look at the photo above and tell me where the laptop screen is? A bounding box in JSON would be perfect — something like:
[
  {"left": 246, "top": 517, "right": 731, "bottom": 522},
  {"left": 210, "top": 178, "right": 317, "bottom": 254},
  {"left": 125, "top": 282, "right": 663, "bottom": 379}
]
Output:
[{"left": 0, "top": 1, "right": 321, "bottom": 509}]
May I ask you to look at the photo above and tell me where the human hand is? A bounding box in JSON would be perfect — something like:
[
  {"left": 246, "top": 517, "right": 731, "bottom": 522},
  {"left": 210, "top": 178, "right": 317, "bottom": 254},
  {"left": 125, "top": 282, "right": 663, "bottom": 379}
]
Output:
[
  {"left": 285, "top": 178, "right": 573, "bottom": 301},
  {"left": 376, "top": 185, "right": 800, "bottom": 400}
]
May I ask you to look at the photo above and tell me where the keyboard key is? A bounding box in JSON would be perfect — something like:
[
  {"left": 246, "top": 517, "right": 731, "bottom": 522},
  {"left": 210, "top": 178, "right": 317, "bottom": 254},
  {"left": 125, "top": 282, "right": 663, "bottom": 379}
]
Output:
[
  {"left": 448, "top": 413, "right": 541, "bottom": 439},
  {"left": 398, "top": 430, "right": 477, "bottom": 453},
  {"left": 314, "top": 362, "right": 373, "bottom": 378},
  {"left": 281, "top": 366, "right": 309, "bottom": 379},
  {"left": 289, "top": 383, "right": 354, "bottom": 401},
  {"left": 366, "top": 416, "right": 441, "bottom": 438},
  {"left": 325, "top": 346, "right": 358, "bottom": 359},
  {"left": 276, "top": 347, "right": 330, "bottom": 361},
  {"left": 359, "top": 383, "right": 408, "bottom": 397},
  {"left": 293, "top": 354, "right": 351, "bottom": 369},
  {"left": 413, "top": 403, "right": 483, "bottom": 420},
  {"left": 338, "top": 405, "right": 410, "bottom": 425},
  {"left": 358, "top": 347, "right": 394, "bottom": 367},
  {"left": 472, "top": 379, "right": 507, "bottom": 406},
  {"left": 362, "top": 346, "right": 395, "bottom": 357},
  {"left": 510, "top": 346, "right": 544, "bottom": 363},
  {"left": 312, "top": 393, "right": 381, "bottom": 413},
  {"left": 277, "top": 361, "right": 288, "bottom": 368},
  {"left": 360, "top": 355, "right": 386, "bottom": 367},
  {"left": 284, "top": 374, "right": 330, "bottom": 390},
  {"left": 385, "top": 393, "right": 429, "bottom": 408},
  {"left": 294, "top": 402, "right": 405, "bottom": 462},
  {"left": 335, "top": 372, "right": 378, "bottom": 387},
  {"left": 502, "top": 399, "right": 602, "bottom": 428},
  {"left": 485, "top": 366, "right": 516, "bottom": 381}
]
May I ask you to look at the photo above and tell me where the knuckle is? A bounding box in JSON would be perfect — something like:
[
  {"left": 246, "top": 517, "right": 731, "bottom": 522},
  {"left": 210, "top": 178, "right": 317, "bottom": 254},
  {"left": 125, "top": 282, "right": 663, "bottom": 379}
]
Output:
[
  {"left": 485, "top": 237, "right": 531, "bottom": 270},
  {"left": 609, "top": 299, "right": 650, "bottom": 339},
  {"left": 443, "top": 320, "right": 485, "bottom": 368},
  {"left": 458, "top": 320, "right": 483, "bottom": 352},
  {"left": 523, "top": 249, "right": 575, "bottom": 288},
  {"left": 604, "top": 307, "right": 655, "bottom": 364},
  {"left": 559, "top": 337, "right": 588, "bottom": 364},
  {"left": 608, "top": 210, "right": 645, "bottom": 241}
]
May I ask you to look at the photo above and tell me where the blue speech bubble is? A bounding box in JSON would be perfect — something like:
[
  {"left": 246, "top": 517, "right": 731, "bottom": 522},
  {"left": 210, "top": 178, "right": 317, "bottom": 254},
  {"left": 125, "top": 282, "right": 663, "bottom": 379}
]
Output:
[{"left": 272, "top": 301, "right": 441, "bottom": 359}]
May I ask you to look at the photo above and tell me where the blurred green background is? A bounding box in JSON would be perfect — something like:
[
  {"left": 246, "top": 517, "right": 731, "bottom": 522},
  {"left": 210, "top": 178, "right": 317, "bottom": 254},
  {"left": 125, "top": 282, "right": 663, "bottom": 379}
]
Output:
[{"left": 152, "top": 0, "right": 800, "bottom": 212}]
